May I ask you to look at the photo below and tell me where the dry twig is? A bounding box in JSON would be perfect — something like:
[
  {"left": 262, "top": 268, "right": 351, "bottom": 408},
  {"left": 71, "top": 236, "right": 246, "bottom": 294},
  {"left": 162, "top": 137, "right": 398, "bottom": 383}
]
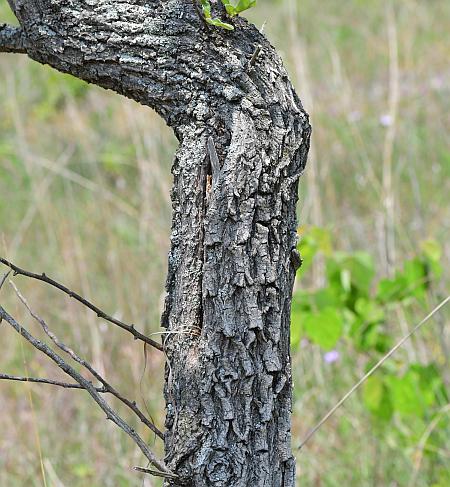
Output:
[
  {"left": 0, "top": 373, "right": 107, "bottom": 391},
  {"left": 0, "top": 305, "right": 173, "bottom": 477},
  {"left": 9, "top": 281, "right": 164, "bottom": 440},
  {"left": 0, "top": 257, "right": 163, "bottom": 351}
]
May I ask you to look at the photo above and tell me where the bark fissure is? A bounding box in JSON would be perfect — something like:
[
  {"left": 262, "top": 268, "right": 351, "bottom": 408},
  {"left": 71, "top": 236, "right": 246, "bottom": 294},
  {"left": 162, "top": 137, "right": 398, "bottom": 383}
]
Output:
[{"left": 2, "top": 1, "right": 310, "bottom": 485}]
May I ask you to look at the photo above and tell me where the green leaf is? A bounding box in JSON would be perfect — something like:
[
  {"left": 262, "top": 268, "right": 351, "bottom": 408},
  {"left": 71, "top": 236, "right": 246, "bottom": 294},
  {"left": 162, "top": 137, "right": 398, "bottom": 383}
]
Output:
[
  {"left": 221, "top": 0, "right": 237, "bottom": 15},
  {"left": 206, "top": 17, "right": 235, "bottom": 30},
  {"left": 303, "top": 307, "right": 343, "bottom": 350},
  {"left": 362, "top": 325, "right": 391, "bottom": 353},
  {"left": 235, "top": 0, "right": 257, "bottom": 13},
  {"left": 411, "top": 363, "right": 448, "bottom": 405},
  {"left": 403, "top": 258, "right": 427, "bottom": 298},
  {"left": 385, "top": 372, "right": 425, "bottom": 416},
  {"left": 220, "top": 0, "right": 256, "bottom": 15},
  {"left": 421, "top": 239, "right": 442, "bottom": 263},
  {"left": 376, "top": 275, "right": 407, "bottom": 303},
  {"left": 421, "top": 239, "right": 443, "bottom": 278},
  {"left": 362, "top": 376, "right": 393, "bottom": 421},
  {"left": 354, "top": 298, "right": 385, "bottom": 323},
  {"left": 383, "top": 364, "right": 446, "bottom": 419},
  {"left": 309, "top": 288, "right": 341, "bottom": 310},
  {"left": 200, "top": 0, "right": 212, "bottom": 18},
  {"left": 326, "top": 251, "right": 375, "bottom": 298},
  {"left": 297, "top": 226, "right": 332, "bottom": 279}
]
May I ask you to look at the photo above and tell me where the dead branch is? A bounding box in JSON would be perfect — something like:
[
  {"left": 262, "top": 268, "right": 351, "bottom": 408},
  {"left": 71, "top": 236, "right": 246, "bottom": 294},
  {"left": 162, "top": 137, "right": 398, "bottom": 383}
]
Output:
[
  {"left": 0, "top": 270, "right": 10, "bottom": 291},
  {"left": 0, "top": 373, "right": 107, "bottom": 392},
  {"left": 10, "top": 281, "right": 164, "bottom": 440},
  {"left": 0, "top": 257, "right": 163, "bottom": 351},
  {"left": 0, "top": 305, "right": 174, "bottom": 477},
  {"left": 134, "top": 465, "right": 179, "bottom": 480}
]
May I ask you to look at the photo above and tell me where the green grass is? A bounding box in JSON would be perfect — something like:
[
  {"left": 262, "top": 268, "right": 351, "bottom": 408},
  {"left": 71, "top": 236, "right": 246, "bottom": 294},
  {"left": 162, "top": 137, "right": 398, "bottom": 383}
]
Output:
[{"left": 0, "top": 0, "right": 449, "bottom": 485}]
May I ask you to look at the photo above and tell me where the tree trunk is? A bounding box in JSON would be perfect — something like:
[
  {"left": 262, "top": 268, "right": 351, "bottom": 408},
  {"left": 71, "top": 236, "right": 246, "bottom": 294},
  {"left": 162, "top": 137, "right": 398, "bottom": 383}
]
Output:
[{"left": 1, "top": 1, "right": 310, "bottom": 485}]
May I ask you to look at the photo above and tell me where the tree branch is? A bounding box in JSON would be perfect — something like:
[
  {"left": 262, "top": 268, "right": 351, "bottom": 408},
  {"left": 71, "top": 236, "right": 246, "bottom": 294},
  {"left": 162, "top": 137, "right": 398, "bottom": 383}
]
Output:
[
  {"left": 0, "top": 373, "right": 107, "bottom": 391},
  {"left": 0, "top": 270, "right": 10, "bottom": 291},
  {"left": 0, "top": 305, "right": 174, "bottom": 477},
  {"left": 0, "top": 257, "right": 163, "bottom": 351},
  {"left": 0, "top": 24, "right": 27, "bottom": 54},
  {"left": 10, "top": 281, "right": 164, "bottom": 440}
]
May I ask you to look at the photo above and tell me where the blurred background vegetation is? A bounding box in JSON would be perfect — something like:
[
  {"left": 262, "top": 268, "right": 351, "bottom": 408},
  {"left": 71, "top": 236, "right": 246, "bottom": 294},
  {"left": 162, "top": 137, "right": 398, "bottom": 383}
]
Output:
[{"left": 0, "top": 0, "right": 449, "bottom": 486}]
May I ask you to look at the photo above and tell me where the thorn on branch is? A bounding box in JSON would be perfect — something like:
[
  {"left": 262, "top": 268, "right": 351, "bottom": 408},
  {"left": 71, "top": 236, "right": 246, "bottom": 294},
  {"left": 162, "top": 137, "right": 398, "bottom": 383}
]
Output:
[
  {"left": 0, "top": 270, "right": 11, "bottom": 291},
  {"left": 9, "top": 280, "right": 165, "bottom": 441},
  {"left": 0, "top": 305, "right": 171, "bottom": 474},
  {"left": 0, "top": 373, "right": 107, "bottom": 392},
  {"left": 0, "top": 256, "right": 163, "bottom": 351},
  {"left": 134, "top": 466, "right": 180, "bottom": 480}
]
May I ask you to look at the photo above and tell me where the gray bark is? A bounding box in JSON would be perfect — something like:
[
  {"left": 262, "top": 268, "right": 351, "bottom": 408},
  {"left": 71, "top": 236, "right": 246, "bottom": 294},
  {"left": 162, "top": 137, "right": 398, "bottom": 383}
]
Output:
[{"left": 1, "top": 1, "right": 311, "bottom": 485}]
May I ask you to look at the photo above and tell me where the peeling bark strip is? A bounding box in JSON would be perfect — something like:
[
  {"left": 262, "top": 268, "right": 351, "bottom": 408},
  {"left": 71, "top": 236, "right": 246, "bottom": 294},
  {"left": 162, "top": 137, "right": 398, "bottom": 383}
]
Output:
[{"left": 3, "top": 1, "right": 310, "bottom": 485}]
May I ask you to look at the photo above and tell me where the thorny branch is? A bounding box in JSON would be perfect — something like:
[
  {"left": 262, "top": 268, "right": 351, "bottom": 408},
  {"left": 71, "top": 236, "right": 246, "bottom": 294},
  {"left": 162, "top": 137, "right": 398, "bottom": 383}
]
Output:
[
  {"left": 9, "top": 280, "right": 164, "bottom": 440},
  {"left": 0, "top": 270, "right": 10, "bottom": 290},
  {"left": 0, "top": 257, "right": 163, "bottom": 351},
  {"left": 0, "top": 305, "right": 174, "bottom": 478},
  {"left": 0, "top": 373, "right": 107, "bottom": 391}
]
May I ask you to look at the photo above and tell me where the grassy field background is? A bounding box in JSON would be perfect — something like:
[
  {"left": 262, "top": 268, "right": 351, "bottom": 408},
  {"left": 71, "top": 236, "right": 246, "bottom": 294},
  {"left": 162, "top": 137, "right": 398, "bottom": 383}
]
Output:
[{"left": 0, "top": 0, "right": 449, "bottom": 485}]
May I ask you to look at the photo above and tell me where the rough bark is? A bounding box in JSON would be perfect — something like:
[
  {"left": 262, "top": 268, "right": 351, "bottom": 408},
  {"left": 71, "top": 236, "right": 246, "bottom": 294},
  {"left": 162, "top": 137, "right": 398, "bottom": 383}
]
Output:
[{"left": 1, "top": 1, "right": 311, "bottom": 486}]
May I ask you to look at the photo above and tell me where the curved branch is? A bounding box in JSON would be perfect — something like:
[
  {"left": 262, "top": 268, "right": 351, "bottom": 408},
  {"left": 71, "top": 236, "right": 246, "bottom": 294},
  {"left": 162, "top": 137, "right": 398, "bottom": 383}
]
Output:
[{"left": 0, "top": 24, "right": 27, "bottom": 54}]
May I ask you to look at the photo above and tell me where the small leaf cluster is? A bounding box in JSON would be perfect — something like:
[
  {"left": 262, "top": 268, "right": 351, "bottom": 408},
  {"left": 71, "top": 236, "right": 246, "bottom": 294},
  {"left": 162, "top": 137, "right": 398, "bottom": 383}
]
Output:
[
  {"left": 291, "top": 227, "right": 449, "bottom": 474},
  {"left": 199, "top": 0, "right": 257, "bottom": 30}
]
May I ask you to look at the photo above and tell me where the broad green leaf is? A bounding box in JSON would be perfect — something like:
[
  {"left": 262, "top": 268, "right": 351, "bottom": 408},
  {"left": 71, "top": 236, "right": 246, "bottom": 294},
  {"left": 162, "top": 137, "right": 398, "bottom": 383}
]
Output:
[
  {"left": 385, "top": 372, "right": 425, "bottom": 416},
  {"left": 235, "top": 0, "right": 257, "bottom": 13},
  {"left": 363, "top": 326, "right": 391, "bottom": 353},
  {"left": 376, "top": 275, "right": 407, "bottom": 303},
  {"left": 403, "top": 258, "right": 427, "bottom": 299},
  {"left": 411, "top": 364, "right": 448, "bottom": 405},
  {"left": 225, "top": 5, "right": 237, "bottom": 15},
  {"left": 355, "top": 298, "right": 385, "bottom": 323},
  {"left": 384, "top": 364, "right": 446, "bottom": 419},
  {"left": 308, "top": 288, "right": 341, "bottom": 310},
  {"left": 326, "top": 251, "right": 375, "bottom": 298},
  {"left": 362, "top": 376, "right": 393, "bottom": 421},
  {"left": 377, "top": 255, "right": 434, "bottom": 304},
  {"left": 303, "top": 307, "right": 343, "bottom": 350}
]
